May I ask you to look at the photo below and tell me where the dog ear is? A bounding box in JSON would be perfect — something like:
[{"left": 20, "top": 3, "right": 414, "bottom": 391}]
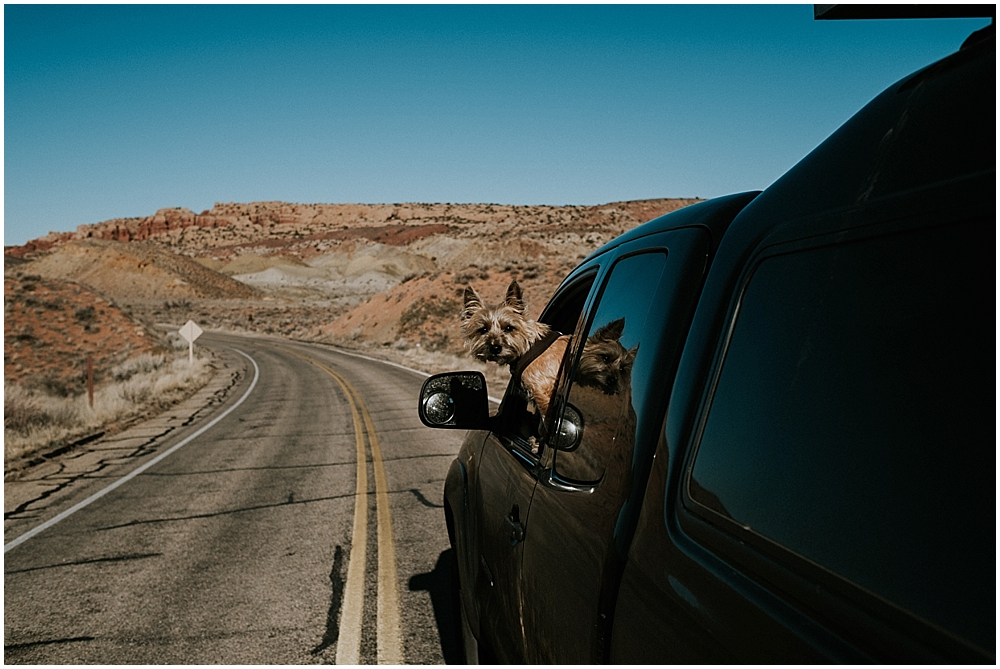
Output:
[
  {"left": 503, "top": 280, "right": 526, "bottom": 314},
  {"left": 461, "top": 286, "right": 483, "bottom": 322},
  {"left": 593, "top": 317, "right": 626, "bottom": 342}
]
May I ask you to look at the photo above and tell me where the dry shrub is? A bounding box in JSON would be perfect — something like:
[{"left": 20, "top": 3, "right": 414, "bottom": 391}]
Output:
[
  {"left": 5, "top": 352, "right": 214, "bottom": 468},
  {"left": 4, "top": 386, "right": 81, "bottom": 434},
  {"left": 5, "top": 386, "right": 50, "bottom": 433},
  {"left": 119, "top": 377, "right": 153, "bottom": 404},
  {"left": 399, "top": 296, "right": 461, "bottom": 329},
  {"left": 111, "top": 353, "right": 166, "bottom": 381},
  {"left": 165, "top": 331, "right": 190, "bottom": 351}
]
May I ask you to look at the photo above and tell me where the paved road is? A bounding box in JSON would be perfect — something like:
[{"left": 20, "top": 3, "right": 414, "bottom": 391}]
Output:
[{"left": 4, "top": 332, "right": 467, "bottom": 664}]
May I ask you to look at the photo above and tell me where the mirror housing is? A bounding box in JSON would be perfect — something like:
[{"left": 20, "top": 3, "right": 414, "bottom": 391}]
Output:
[
  {"left": 419, "top": 372, "right": 491, "bottom": 430},
  {"left": 551, "top": 403, "right": 585, "bottom": 451}
]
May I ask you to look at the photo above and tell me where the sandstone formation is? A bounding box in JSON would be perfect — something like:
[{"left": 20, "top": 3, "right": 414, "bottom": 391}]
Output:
[
  {"left": 4, "top": 272, "right": 162, "bottom": 393},
  {"left": 25, "top": 239, "right": 261, "bottom": 301},
  {"left": 5, "top": 197, "right": 701, "bottom": 380}
]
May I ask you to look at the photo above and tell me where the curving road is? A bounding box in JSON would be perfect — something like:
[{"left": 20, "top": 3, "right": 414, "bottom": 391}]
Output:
[{"left": 4, "top": 332, "right": 467, "bottom": 664}]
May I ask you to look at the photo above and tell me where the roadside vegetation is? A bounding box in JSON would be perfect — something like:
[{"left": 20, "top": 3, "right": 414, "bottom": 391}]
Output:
[{"left": 4, "top": 339, "right": 215, "bottom": 471}]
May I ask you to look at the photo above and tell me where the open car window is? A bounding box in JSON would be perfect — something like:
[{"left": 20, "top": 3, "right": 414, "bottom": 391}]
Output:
[{"left": 493, "top": 273, "right": 597, "bottom": 456}]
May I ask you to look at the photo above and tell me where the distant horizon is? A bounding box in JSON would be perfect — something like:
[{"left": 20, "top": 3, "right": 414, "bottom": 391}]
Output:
[
  {"left": 5, "top": 4, "right": 990, "bottom": 246},
  {"left": 8, "top": 190, "right": 722, "bottom": 247},
  {"left": 10, "top": 195, "right": 708, "bottom": 246}
]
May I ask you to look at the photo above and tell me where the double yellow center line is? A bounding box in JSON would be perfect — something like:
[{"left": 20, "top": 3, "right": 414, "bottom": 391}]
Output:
[{"left": 282, "top": 348, "right": 401, "bottom": 664}]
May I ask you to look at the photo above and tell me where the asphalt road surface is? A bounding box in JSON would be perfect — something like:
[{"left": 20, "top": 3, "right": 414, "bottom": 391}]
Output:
[{"left": 4, "top": 332, "right": 468, "bottom": 664}]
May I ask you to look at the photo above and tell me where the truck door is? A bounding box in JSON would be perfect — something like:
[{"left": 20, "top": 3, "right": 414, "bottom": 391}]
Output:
[
  {"left": 518, "top": 228, "right": 711, "bottom": 663},
  {"left": 472, "top": 432, "right": 538, "bottom": 662},
  {"left": 470, "top": 273, "right": 598, "bottom": 662}
]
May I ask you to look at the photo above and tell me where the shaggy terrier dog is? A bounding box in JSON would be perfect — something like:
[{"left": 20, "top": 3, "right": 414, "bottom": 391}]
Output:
[{"left": 461, "top": 281, "right": 635, "bottom": 419}]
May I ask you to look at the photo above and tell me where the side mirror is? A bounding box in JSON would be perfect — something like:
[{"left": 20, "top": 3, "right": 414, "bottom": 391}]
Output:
[
  {"left": 551, "top": 403, "right": 585, "bottom": 451},
  {"left": 419, "top": 372, "right": 491, "bottom": 430}
]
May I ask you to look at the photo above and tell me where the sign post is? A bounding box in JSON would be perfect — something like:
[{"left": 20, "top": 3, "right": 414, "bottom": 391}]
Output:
[
  {"left": 87, "top": 355, "right": 94, "bottom": 408},
  {"left": 179, "top": 320, "right": 203, "bottom": 365}
]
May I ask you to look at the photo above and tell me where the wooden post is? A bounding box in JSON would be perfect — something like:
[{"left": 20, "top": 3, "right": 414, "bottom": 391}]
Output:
[{"left": 87, "top": 355, "right": 94, "bottom": 408}]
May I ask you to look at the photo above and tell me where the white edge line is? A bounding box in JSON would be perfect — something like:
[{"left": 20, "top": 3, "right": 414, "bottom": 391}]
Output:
[
  {"left": 4, "top": 348, "right": 261, "bottom": 553},
  {"left": 314, "top": 345, "right": 503, "bottom": 405}
]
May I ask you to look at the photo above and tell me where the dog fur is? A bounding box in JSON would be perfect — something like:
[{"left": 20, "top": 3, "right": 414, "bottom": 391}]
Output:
[
  {"left": 461, "top": 281, "right": 552, "bottom": 367},
  {"left": 461, "top": 281, "right": 636, "bottom": 421}
]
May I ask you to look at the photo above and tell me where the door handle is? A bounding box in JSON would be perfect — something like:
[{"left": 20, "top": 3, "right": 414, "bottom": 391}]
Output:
[{"left": 505, "top": 505, "right": 525, "bottom": 545}]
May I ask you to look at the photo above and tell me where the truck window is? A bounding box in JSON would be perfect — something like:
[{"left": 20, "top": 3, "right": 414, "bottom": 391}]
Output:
[
  {"left": 552, "top": 252, "right": 666, "bottom": 484},
  {"left": 494, "top": 273, "right": 595, "bottom": 456},
  {"left": 687, "top": 220, "right": 992, "bottom": 653}
]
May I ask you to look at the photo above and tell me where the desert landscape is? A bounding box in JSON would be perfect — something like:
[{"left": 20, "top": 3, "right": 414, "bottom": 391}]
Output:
[{"left": 4, "top": 198, "right": 699, "bottom": 473}]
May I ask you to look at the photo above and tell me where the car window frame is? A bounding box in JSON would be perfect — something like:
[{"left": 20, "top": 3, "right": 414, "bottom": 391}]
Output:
[
  {"left": 546, "top": 248, "right": 670, "bottom": 488},
  {"left": 492, "top": 265, "right": 603, "bottom": 463}
]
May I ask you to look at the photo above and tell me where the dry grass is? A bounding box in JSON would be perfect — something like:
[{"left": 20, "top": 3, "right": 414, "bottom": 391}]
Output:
[{"left": 4, "top": 350, "right": 215, "bottom": 468}]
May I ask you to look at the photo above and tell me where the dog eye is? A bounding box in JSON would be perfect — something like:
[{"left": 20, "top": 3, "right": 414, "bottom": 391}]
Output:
[
  {"left": 601, "top": 354, "right": 612, "bottom": 363},
  {"left": 503, "top": 325, "right": 515, "bottom": 333},
  {"left": 478, "top": 326, "right": 489, "bottom": 335}
]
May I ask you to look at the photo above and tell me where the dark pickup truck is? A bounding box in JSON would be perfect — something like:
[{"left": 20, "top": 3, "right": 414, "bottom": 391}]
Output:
[{"left": 419, "top": 20, "right": 994, "bottom": 664}]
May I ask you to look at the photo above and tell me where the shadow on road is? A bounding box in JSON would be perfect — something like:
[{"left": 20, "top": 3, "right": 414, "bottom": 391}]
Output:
[{"left": 409, "top": 549, "right": 463, "bottom": 664}]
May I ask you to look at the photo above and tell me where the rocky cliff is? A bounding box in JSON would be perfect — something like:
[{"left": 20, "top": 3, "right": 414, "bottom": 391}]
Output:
[{"left": 5, "top": 198, "right": 701, "bottom": 384}]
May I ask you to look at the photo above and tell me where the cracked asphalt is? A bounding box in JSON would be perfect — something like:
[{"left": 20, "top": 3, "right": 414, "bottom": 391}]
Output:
[{"left": 4, "top": 332, "right": 466, "bottom": 664}]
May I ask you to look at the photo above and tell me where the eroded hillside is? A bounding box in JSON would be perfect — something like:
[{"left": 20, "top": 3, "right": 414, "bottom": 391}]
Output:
[
  {"left": 4, "top": 270, "right": 163, "bottom": 394},
  {"left": 5, "top": 198, "right": 700, "bottom": 384}
]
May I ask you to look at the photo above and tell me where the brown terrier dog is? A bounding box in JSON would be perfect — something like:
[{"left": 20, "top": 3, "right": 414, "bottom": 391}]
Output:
[
  {"left": 461, "top": 280, "right": 569, "bottom": 416},
  {"left": 462, "top": 281, "right": 638, "bottom": 454}
]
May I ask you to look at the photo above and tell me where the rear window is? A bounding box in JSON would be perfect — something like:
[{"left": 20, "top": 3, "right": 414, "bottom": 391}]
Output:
[{"left": 688, "top": 220, "right": 993, "bottom": 652}]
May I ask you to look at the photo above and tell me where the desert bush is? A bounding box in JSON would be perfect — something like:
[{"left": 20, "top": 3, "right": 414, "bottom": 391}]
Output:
[
  {"left": 165, "top": 331, "right": 189, "bottom": 350},
  {"left": 119, "top": 377, "right": 153, "bottom": 404},
  {"left": 44, "top": 400, "right": 82, "bottom": 429},
  {"left": 421, "top": 332, "right": 451, "bottom": 352},
  {"left": 4, "top": 386, "right": 82, "bottom": 435},
  {"left": 453, "top": 268, "right": 490, "bottom": 285},
  {"left": 25, "top": 369, "right": 84, "bottom": 398},
  {"left": 5, "top": 352, "right": 214, "bottom": 469},
  {"left": 153, "top": 358, "right": 210, "bottom": 397},
  {"left": 399, "top": 296, "right": 461, "bottom": 329},
  {"left": 5, "top": 386, "right": 50, "bottom": 433},
  {"left": 74, "top": 305, "right": 97, "bottom": 323},
  {"left": 111, "top": 353, "right": 166, "bottom": 381}
]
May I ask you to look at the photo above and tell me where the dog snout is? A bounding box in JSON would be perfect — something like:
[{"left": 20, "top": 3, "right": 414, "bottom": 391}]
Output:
[{"left": 489, "top": 343, "right": 503, "bottom": 356}]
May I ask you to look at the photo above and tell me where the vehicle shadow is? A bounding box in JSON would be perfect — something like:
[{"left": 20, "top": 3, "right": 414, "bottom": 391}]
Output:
[{"left": 408, "top": 548, "right": 463, "bottom": 664}]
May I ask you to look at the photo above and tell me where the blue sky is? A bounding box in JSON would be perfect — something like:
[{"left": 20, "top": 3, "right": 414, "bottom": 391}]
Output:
[{"left": 4, "top": 4, "right": 990, "bottom": 246}]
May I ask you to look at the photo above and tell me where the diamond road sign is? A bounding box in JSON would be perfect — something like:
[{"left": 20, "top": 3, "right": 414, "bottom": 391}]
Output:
[
  {"left": 179, "top": 320, "right": 203, "bottom": 343},
  {"left": 179, "top": 321, "right": 203, "bottom": 364}
]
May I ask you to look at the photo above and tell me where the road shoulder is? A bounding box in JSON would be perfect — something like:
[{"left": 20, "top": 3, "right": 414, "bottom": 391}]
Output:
[{"left": 4, "top": 348, "right": 245, "bottom": 536}]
